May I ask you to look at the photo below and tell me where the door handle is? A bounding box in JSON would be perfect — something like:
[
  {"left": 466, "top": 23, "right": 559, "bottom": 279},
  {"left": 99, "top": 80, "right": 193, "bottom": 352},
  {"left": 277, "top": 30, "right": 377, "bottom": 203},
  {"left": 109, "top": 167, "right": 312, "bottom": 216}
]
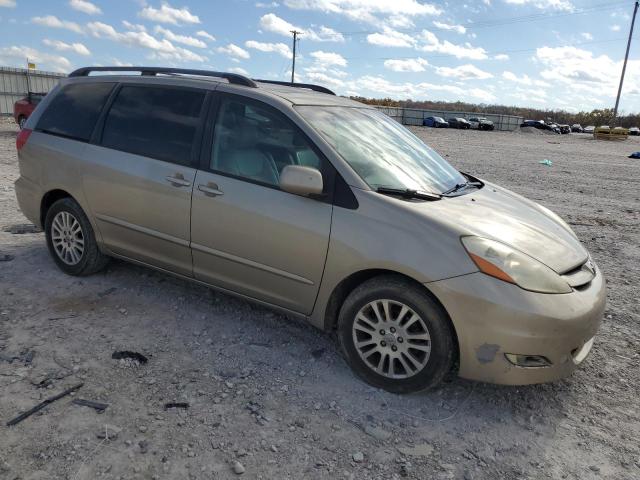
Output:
[
  {"left": 165, "top": 175, "right": 191, "bottom": 187},
  {"left": 198, "top": 183, "right": 224, "bottom": 197}
]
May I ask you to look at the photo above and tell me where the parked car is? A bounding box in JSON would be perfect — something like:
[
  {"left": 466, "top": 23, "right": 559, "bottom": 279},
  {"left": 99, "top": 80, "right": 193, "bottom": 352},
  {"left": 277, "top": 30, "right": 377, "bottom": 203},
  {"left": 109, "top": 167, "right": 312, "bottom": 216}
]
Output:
[
  {"left": 447, "top": 117, "right": 470, "bottom": 129},
  {"left": 469, "top": 117, "right": 494, "bottom": 131},
  {"left": 13, "top": 92, "right": 46, "bottom": 129},
  {"left": 521, "top": 120, "right": 558, "bottom": 133},
  {"left": 559, "top": 125, "right": 571, "bottom": 134},
  {"left": 521, "top": 120, "right": 546, "bottom": 129},
  {"left": 571, "top": 124, "right": 583, "bottom": 133},
  {"left": 423, "top": 116, "right": 449, "bottom": 128},
  {"left": 547, "top": 123, "right": 561, "bottom": 134},
  {"left": 584, "top": 125, "right": 595, "bottom": 134},
  {"left": 629, "top": 126, "right": 640, "bottom": 136},
  {"left": 15, "top": 66, "right": 605, "bottom": 393}
]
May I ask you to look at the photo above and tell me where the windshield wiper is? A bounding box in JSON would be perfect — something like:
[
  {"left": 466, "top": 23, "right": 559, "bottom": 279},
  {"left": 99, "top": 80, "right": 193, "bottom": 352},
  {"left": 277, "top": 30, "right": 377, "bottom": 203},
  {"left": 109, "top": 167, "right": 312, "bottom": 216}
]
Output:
[
  {"left": 376, "top": 187, "right": 441, "bottom": 201},
  {"left": 442, "top": 180, "right": 482, "bottom": 196}
]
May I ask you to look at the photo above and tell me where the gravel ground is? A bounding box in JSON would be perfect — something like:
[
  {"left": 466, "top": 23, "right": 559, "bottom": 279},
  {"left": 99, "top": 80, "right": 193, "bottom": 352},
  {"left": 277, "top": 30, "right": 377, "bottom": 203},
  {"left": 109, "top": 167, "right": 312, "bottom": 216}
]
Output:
[{"left": 1, "top": 116, "right": 639, "bottom": 480}]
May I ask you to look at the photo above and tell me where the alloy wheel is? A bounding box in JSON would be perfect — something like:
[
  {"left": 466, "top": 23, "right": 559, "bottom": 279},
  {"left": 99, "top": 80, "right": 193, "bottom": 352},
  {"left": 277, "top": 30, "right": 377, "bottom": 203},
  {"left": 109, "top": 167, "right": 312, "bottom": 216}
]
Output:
[
  {"left": 352, "top": 299, "right": 432, "bottom": 379},
  {"left": 51, "top": 211, "right": 85, "bottom": 265}
]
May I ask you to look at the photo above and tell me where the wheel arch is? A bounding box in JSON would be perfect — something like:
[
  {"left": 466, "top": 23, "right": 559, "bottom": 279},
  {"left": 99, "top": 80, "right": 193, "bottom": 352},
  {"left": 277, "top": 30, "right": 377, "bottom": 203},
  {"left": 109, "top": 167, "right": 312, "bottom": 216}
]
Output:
[
  {"left": 40, "top": 189, "right": 75, "bottom": 227},
  {"left": 323, "top": 268, "right": 460, "bottom": 374}
]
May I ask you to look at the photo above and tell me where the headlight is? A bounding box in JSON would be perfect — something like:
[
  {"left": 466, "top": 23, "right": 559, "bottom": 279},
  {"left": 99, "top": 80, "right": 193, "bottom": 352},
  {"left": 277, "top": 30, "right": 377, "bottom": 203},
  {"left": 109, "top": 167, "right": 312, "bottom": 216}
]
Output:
[{"left": 461, "top": 236, "right": 572, "bottom": 294}]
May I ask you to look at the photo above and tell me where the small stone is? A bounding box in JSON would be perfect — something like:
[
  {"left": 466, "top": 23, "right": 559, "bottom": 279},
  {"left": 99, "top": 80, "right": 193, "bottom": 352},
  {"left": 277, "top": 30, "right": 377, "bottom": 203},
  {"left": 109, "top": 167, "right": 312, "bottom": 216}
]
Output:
[
  {"left": 589, "top": 466, "right": 600, "bottom": 473},
  {"left": 364, "top": 425, "right": 392, "bottom": 441},
  {"left": 139, "top": 440, "right": 149, "bottom": 454},
  {"left": 352, "top": 452, "right": 364, "bottom": 463},
  {"left": 138, "top": 425, "right": 148, "bottom": 433},
  {"left": 96, "top": 424, "right": 121, "bottom": 440},
  {"left": 233, "top": 461, "right": 245, "bottom": 474}
]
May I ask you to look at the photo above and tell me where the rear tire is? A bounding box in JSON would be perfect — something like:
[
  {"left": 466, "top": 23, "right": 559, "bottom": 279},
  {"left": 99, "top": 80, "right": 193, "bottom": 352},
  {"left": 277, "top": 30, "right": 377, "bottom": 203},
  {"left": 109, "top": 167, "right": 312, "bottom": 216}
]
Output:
[
  {"left": 337, "top": 275, "right": 455, "bottom": 393},
  {"left": 45, "top": 198, "right": 109, "bottom": 276},
  {"left": 18, "top": 116, "right": 26, "bottom": 129}
]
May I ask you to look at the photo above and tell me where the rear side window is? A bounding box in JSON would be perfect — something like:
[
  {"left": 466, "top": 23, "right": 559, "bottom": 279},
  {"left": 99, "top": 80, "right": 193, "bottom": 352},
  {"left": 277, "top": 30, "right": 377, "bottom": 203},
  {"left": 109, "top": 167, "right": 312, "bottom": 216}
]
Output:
[
  {"left": 101, "top": 85, "right": 205, "bottom": 166},
  {"left": 37, "top": 83, "right": 114, "bottom": 141}
]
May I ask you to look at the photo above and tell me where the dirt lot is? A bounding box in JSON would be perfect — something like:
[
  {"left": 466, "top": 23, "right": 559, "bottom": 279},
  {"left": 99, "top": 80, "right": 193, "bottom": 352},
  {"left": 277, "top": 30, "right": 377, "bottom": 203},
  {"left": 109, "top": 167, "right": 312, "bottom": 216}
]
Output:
[{"left": 1, "top": 117, "right": 639, "bottom": 480}]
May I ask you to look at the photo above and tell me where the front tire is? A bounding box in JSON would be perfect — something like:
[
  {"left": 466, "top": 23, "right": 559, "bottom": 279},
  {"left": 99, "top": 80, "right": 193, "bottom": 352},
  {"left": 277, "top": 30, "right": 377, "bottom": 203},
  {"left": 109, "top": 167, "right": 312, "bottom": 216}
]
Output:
[
  {"left": 45, "top": 198, "right": 109, "bottom": 276},
  {"left": 337, "top": 275, "right": 455, "bottom": 393}
]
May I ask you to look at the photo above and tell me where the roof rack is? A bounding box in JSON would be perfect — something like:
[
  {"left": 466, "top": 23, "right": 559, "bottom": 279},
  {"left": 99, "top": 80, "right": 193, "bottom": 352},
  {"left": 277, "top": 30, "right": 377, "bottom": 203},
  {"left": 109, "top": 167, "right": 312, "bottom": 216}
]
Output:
[
  {"left": 68, "top": 66, "right": 258, "bottom": 88},
  {"left": 254, "top": 79, "right": 336, "bottom": 96}
]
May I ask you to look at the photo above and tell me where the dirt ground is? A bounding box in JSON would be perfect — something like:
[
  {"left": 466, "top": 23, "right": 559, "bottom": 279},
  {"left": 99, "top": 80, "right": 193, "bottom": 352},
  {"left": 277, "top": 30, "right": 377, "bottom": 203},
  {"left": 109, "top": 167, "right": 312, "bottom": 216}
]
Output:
[{"left": 1, "top": 117, "right": 639, "bottom": 480}]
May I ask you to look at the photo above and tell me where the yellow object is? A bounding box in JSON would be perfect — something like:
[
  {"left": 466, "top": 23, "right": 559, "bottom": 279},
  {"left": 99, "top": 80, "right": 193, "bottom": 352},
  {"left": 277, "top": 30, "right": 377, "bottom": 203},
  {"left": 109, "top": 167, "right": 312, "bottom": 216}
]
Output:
[
  {"left": 594, "top": 126, "right": 628, "bottom": 141},
  {"left": 27, "top": 62, "right": 36, "bottom": 70}
]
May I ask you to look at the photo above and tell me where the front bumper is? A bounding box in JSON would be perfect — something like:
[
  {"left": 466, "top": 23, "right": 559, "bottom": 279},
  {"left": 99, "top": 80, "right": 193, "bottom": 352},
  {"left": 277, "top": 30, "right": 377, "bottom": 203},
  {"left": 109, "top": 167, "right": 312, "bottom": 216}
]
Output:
[{"left": 427, "top": 268, "right": 606, "bottom": 385}]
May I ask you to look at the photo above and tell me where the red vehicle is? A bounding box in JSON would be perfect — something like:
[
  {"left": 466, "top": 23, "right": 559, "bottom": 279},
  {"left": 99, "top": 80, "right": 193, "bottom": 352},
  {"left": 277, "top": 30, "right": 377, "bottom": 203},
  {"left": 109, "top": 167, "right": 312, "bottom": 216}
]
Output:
[{"left": 13, "top": 92, "right": 46, "bottom": 129}]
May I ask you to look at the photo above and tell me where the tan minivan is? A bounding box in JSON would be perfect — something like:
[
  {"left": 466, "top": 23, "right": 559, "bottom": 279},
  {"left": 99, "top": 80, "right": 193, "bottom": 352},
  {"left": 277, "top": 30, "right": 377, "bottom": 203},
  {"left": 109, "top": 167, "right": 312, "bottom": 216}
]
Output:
[{"left": 14, "top": 67, "right": 605, "bottom": 393}]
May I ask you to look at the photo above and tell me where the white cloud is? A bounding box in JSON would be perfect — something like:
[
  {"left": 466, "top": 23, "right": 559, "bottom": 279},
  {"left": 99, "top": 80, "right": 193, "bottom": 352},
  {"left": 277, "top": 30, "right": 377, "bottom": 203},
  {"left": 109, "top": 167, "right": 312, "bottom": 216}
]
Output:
[
  {"left": 384, "top": 57, "right": 428, "bottom": 72},
  {"left": 387, "top": 14, "right": 414, "bottom": 28},
  {"left": 122, "top": 21, "right": 146, "bottom": 32},
  {"left": 419, "top": 30, "right": 488, "bottom": 59},
  {"left": 69, "top": 0, "right": 101, "bottom": 15},
  {"left": 196, "top": 30, "right": 216, "bottom": 42},
  {"left": 259, "top": 13, "right": 344, "bottom": 42},
  {"left": 139, "top": 2, "right": 200, "bottom": 25},
  {"left": 610, "top": 24, "right": 621, "bottom": 32},
  {"left": 535, "top": 46, "right": 617, "bottom": 85},
  {"left": 283, "top": 0, "right": 441, "bottom": 25},
  {"left": 493, "top": 53, "right": 509, "bottom": 60},
  {"left": 367, "top": 27, "right": 415, "bottom": 47},
  {"left": 256, "top": 1, "right": 279, "bottom": 6},
  {"left": 0, "top": 45, "right": 71, "bottom": 72},
  {"left": 154, "top": 26, "right": 207, "bottom": 48},
  {"left": 502, "top": 70, "right": 549, "bottom": 87},
  {"left": 433, "top": 21, "right": 466, "bottom": 34},
  {"left": 229, "top": 66, "right": 249, "bottom": 75},
  {"left": 435, "top": 64, "right": 493, "bottom": 80},
  {"left": 245, "top": 40, "right": 291, "bottom": 58},
  {"left": 32, "top": 15, "right": 83, "bottom": 34},
  {"left": 504, "top": 0, "right": 573, "bottom": 11},
  {"left": 352, "top": 75, "right": 493, "bottom": 102},
  {"left": 581, "top": 32, "right": 593, "bottom": 40},
  {"left": 309, "top": 50, "right": 347, "bottom": 67},
  {"left": 87, "top": 21, "right": 207, "bottom": 62},
  {"left": 305, "top": 71, "right": 345, "bottom": 88},
  {"left": 0, "top": 0, "right": 16, "bottom": 7},
  {"left": 217, "top": 43, "right": 250, "bottom": 59},
  {"left": 43, "top": 39, "right": 91, "bottom": 56}
]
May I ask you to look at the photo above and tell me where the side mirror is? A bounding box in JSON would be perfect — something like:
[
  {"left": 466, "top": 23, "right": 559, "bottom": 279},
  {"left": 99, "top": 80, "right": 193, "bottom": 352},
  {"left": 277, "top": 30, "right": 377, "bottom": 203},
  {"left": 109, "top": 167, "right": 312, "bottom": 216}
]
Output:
[{"left": 280, "top": 165, "right": 323, "bottom": 197}]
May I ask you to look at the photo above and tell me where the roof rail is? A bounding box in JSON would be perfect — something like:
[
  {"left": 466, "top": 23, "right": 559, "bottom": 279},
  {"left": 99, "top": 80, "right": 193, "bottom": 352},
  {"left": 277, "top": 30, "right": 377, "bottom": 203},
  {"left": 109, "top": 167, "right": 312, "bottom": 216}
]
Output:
[
  {"left": 68, "top": 66, "right": 257, "bottom": 88},
  {"left": 254, "top": 79, "right": 336, "bottom": 96}
]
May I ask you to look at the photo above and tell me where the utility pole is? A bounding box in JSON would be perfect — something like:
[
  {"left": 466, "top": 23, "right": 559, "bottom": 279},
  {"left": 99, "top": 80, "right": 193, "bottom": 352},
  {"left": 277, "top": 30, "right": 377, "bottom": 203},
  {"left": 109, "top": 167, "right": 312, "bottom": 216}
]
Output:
[
  {"left": 613, "top": 0, "right": 639, "bottom": 123},
  {"left": 290, "top": 30, "right": 301, "bottom": 83}
]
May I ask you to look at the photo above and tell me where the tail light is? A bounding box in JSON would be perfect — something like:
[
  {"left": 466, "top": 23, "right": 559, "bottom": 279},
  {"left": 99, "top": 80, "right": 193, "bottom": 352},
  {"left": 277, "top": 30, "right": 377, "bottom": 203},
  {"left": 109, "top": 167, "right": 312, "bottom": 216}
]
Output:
[{"left": 16, "top": 128, "right": 32, "bottom": 151}]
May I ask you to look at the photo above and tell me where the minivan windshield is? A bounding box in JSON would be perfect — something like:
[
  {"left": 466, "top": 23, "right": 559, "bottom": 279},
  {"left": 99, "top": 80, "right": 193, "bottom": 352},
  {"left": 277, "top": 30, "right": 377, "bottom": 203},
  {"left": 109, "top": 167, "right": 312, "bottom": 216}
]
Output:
[{"left": 296, "top": 106, "right": 466, "bottom": 194}]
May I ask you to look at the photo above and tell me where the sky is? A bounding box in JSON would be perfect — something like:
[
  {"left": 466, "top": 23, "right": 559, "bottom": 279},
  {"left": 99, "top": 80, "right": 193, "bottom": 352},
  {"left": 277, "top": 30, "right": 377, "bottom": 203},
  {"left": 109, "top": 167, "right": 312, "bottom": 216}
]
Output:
[{"left": 1, "top": 0, "right": 639, "bottom": 113}]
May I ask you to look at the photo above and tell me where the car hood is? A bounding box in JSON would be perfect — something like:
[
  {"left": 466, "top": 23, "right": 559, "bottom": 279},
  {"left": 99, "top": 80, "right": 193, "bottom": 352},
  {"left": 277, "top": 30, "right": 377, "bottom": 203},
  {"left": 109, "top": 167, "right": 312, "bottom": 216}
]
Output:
[{"left": 408, "top": 183, "right": 588, "bottom": 273}]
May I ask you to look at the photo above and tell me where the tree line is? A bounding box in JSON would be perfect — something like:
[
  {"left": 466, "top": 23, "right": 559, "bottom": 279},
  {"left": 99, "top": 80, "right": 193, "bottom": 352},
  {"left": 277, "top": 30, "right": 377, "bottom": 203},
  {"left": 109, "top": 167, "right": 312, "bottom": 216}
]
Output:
[{"left": 349, "top": 97, "right": 640, "bottom": 128}]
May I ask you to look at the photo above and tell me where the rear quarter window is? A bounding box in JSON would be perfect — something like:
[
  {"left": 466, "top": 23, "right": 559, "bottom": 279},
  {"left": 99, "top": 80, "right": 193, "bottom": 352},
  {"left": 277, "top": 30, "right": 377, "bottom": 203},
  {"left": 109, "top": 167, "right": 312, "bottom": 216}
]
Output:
[{"left": 36, "top": 82, "right": 114, "bottom": 142}]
